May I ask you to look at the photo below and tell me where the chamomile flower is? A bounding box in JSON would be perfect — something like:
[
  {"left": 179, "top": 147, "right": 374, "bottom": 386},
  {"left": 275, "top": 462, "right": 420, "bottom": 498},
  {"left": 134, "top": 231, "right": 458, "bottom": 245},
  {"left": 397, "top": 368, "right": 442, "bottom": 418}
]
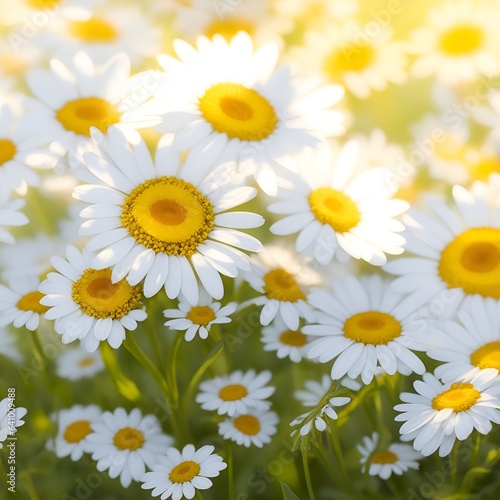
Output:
[
  {"left": 0, "top": 276, "right": 48, "bottom": 331},
  {"left": 56, "top": 343, "right": 104, "bottom": 380},
  {"left": 268, "top": 141, "right": 408, "bottom": 266},
  {"left": 394, "top": 369, "right": 500, "bottom": 457},
  {"left": 141, "top": 444, "right": 227, "bottom": 500},
  {"left": 0, "top": 327, "right": 22, "bottom": 363},
  {"left": 0, "top": 191, "right": 28, "bottom": 245},
  {"left": 47, "top": 405, "right": 101, "bottom": 461},
  {"left": 219, "top": 408, "right": 278, "bottom": 447},
  {"left": 39, "top": 245, "right": 147, "bottom": 353},
  {"left": 0, "top": 397, "right": 27, "bottom": 448},
  {"left": 304, "top": 275, "right": 427, "bottom": 384},
  {"left": 74, "top": 126, "right": 264, "bottom": 304},
  {"left": 86, "top": 408, "right": 174, "bottom": 488},
  {"left": 196, "top": 370, "right": 275, "bottom": 417},
  {"left": 357, "top": 432, "right": 422, "bottom": 479},
  {"left": 151, "top": 32, "right": 344, "bottom": 195},
  {"left": 164, "top": 292, "right": 237, "bottom": 341}
]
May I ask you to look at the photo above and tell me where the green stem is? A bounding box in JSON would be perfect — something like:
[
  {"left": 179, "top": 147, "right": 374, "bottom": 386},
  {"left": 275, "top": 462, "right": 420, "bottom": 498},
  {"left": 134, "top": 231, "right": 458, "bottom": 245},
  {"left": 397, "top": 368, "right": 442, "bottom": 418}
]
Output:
[
  {"left": 29, "top": 330, "right": 56, "bottom": 409},
  {"left": 194, "top": 491, "right": 205, "bottom": 500},
  {"left": 226, "top": 441, "right": 236, "bottom": 500},
  {"left": 470, "top": 432, "right": 481, "bottom": 469},
  {"left": 144, "top": 307, "right": 164, "bottom": 369},
  {"left": 327, "top": 429, "right": 356, "bottom": 496},
  {"left": 166, "top": 333, "right": 183, "bottom": 407},
  {"left": 450, "top": 443, "right": 459, "bottom": 486},
  {"left": 301, "top": 449, "right": 316, "bottom": 500}
]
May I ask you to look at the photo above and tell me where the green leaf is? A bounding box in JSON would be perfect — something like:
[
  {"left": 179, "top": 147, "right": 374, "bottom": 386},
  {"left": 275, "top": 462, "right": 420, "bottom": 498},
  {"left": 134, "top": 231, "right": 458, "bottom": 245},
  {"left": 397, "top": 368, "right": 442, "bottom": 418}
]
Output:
[
  {"left": 461, "top": 466, "right": 491, "bottom": 493},
  {"left": 280, "top": 481, "right": 302, "bottom": 500}
]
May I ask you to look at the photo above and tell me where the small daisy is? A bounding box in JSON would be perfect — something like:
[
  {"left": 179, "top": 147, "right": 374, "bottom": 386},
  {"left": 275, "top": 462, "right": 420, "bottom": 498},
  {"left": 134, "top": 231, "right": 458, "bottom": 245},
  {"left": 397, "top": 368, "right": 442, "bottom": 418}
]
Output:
[
  {"left": 357, "top": 432, "right": 422, "bottom": 479},
  {"left": 0, "top": 276, "right": 49, "bottom": 331},
  {"left": 268, "top": 141, "right": 408, "bottom": 266},
  {"left": 0, "top": 396, "right": 27, "bottom": 448},
  {"left": 74, "top": 126, "right": 264, "bottom": 304},
  {"left": 0, "top": 191, "right": 28, "bottom": 244},
  {"left": 86, "top": 407, "right": 174, "bottom": 488},
  {"left": 141, "top": 444, "right": 227, "bottom": 500},
  {"left": 0, "top": 327, "right": 23, "bottom": 363},
  {"left": 304, "top": 275, "right": 427, "bottom": 384},
  {"left": 39, "top": 245, "right": 147, "bottom": 353},
  {"left": 150, "top": 32, "right": 344, "bottom": 195},
  {"left": 219, "top": 408, "right": 278, "bottom": 447},
  {"left": 196, "top": 370, "right": 275, "bottom": 416},
  {"left": 56, "top": 343, "right": 105, "bottom": 380},
  {"left": 47, "top": 405, "right": 101, "bottom": 461}
]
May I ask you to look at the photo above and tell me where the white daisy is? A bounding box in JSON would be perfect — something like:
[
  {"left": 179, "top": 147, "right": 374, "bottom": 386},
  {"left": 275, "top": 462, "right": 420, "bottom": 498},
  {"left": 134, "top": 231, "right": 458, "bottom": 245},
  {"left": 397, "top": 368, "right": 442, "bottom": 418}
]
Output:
[
  {"left": 196, "top": 370, "right": 275, "bottom": 416},
  {"left": 304, "top": 275, "right": 427, "bottom": 384},
  {"left": 0, "top": 396, "right": 27, "bottom": 448},
  {"left": 268, "top": 141, "right": 408, "bottom": 266},
  {"left": 357, "top": 432, "right": 422, "bottom": 479},
  {"left": 39, "top": 245, "right": 147, "bottom": 353},
  {"left": 0, "top": 327, "right": 23, "bottom": 363},
  {"left": 164, "top": 292, "right": 237, "bottom": 342},
  {"left": 73, "top": 126, "right": 264, "bottom": 304},
  {"left": 47, "top": 405, "right": 101, "bottom": 461},
  {"left": 219, "top": 408, "right": 278, "bottom": 448},
  {"left": 394, "top": 369, "right": 500, "bottom": 457},
  {"left": 141, "top": 444, "right": 227, "bottom": 500},
  {"left": 56, "top": 343, "right": 105, "bottom": 380},
  {"left": 150, "top": 31, "right": 344, "bottom": 195},
  {"left": 86, "top": 407, "right": 174, "bottom": 488},
  {"left": 0, "top": 191, "right": 28, "bottom": 245}
]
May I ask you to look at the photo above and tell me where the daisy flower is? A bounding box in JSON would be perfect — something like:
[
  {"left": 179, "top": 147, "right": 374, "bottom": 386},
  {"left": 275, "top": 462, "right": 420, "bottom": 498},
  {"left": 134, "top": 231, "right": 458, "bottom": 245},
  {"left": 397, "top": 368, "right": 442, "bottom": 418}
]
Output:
[
  {"left": 357, "top": 432, "right": 422, "bottom": 479},
  {"left": 164, "top": 292, "right": 237, "bottom": 342},
  {"left": 39, "top": 245, "right": 147, "bottom": 353},
  {"left": 394, "top": 369, "right": 500, "bottom": 457},
  {"left": 56, "top": 343, "right": 104, "bottom": 380},
  {"left": 409, "top": 0, "right": 500, "bottom": 85},
  {"left": 73, "top": 126, "right": 264, "bottom": 304},
  {"left": 141, "top": 444, "right": 227, "bottom": 500},
  {"left": 304, "top": 275, "right": 427, "bottom": 384},
  {"left": 47, "top": 405, "right": 101, "bottom": 461},
  {"left": 196, "top": 370, "right": 275, "bottom": 416},
  {"left": 0, "top": 276, "right": 49, "bottom": 331},
  {"left": 219, "top": 408, "right": 278, "bottom": 447},
  {"left": 384, "top": 175, "right": 500, "bottom": 317},
  {"left": 241, "top": 244, "right": 321, "bottom": 330},
  {"left": 0, "top": 396, "right": 27, "bottom": 448},
  {"left": 268, "top": 141, "right": 408, "bottom": 266},
  {"left": 151, "top": 32, "right": 344, "bottom": 195},
  {"left": 0, "top": 191, "right": 28, "bottom": 244},
  {"left": 86, "top": 407, "right": 174, "bottom": 488},
  {"left": 0, "top": 327, "right": 23, "bottom": 363}
]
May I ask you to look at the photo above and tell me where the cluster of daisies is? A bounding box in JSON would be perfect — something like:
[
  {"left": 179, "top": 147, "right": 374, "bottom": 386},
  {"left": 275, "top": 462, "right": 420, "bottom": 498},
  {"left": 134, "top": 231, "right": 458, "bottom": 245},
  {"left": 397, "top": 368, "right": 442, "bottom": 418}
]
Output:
[{"left": 2, "top": 0, "right": 500, "bottom": 498}]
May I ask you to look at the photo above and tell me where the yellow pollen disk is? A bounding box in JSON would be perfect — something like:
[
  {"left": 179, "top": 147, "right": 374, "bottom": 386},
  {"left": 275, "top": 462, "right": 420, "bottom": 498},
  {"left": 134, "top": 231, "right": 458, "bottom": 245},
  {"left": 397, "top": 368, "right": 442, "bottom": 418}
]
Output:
[
  {"left": 309, "top": 187, "right": 361, "bottom": 233},
  {"left": 56, "top": 97, "right": 120, "bottom": 137},
  {"left": 471, "top": 342, "right": 500, "bottom": 371},
  {"left": 204, "top": 18, "right": 255, "bottom": 41},
  {"left": 16, "top": 291, "right": 49, "bottom": 314},
  {"left": 439, "top": 24, "right": 484, "bottom": 56},
  {"left": 78, "top": 356, "right": 96, "bottom": 367},
  {"left": 169, "top": 460, "right": 201, "bottom": 484},
  {"left": 0, "top": 139, "right": 17, "bottom": 166},
  {"left": 26, "top": 0, "right": 62, "bottom": 8},
  {"left": 113, "top": 427, "right": 145, "bottom": 451},
  {"left": 71, "top": 268, "right": 142, "bottom": 320},
  {"left": 69, "top": 17, "right": 118, "bottom": 43},
  {"left": 199, "top": 83, "right": 278, "bottom": 141},
  {"left": 432, "top": 382, "right": 480, "bottom": 412},
  {"left": 187, "top": 306, "right": 216, "bottom": 326},
  {"left": 343, "top": 311, "right": 402, "bottom": 345},
  {"left": 263, "top": 268, "right": 306, "bottom": 302},
  {"left": 234, "top": 414, "right": 261, "bottom": 436},
  {"left": 324, "top": 44, "right": 375, "bottom": 77},
  {"left": 371, "top": 450, "right": 398, "bottom": 464},
  {"left": 279, "top": 329, "right": 308, "bottom": 347},
  {"left": 438, "top": 227, "right": 500, "bottom": 299},
  {"left": 470, "top": 156, "right": 500, "bottom": 181},
  {"left": 63, "top": 420, "right": 92, "bottom": 444},
  {"left": 121, "top": 176, "right": 214, "bottom": 256},
  {"left": 219, "top": 384, "right": 248, "bottom": 401}
]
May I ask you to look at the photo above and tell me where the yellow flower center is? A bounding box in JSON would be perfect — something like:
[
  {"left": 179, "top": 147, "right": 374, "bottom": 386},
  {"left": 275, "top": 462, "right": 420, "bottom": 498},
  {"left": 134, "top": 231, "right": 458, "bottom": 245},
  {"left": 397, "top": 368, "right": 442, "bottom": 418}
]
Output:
[
  {"left": 63, "top": 420, "right": 92, "bottom": 444},
  {"left": 121, "top": 176, "right": 215, "bottom": 256},
  {"left": 204, "top": 18, "right": 255, "bottom": 41},
  {"left": 26, "top": 0, "right": 62, "bottom": 8},
  {"left": 343, "top": 311, "right": 402, "bottom": 345},
  {"left": 438, "top": 228, "right": 500, "bottom": 299},
  {"left": 324, "top": 44, "right": 375, "bottom": 77},
  {"left": 0, "top": 55, "right": 27, "bottom": 76},
  {"left": 371, "top": 450, "right": 398, "bottom": 464},
  {"left": 470, "top": 341, "right": 500, "bottom": 371},
  {"left": 432, "top": 382, "right": 480, "bottom": 412},
  {"left": 279, "top": 329, "right": 308, "bottom": 347},
  {"left": 56, "top": 97, "right": 120, "bottom": 137},
  {"left": 69, "top": 17, "right": 118, "bottom": 43},
  {"left": 0, "top": 139, "right": 17, "bottom": 166},
  {"left": 234, "top": 414, "right": 261, "bottom": 436},
  {"left": 169, "top": 460, "right": 201, "bottom": 484},
  {"left": 219, "top": 384, "right": 248, "bottom": 401},
  {"left": 439, "top": 24, "right": 484, "bottom": 56},
  {"left": 186, "top": 306, "right": 216, "bottom": 326},
  {"left": 113, "top": 427, "right": 145, "bottom": 451},
  {"left": 16, "top": 291, "right": 49, "bottom": 314},
  {"left": 470, "top": 157, "right": 500, "bottom": 181},
  {"left": 78, "top": 356, "right": 96, "bottom": 367},
  {"left": 309, "top": 187, "right": 361, "bottom": 233},
  {"left": 71, "top": 268, "right": 142, "bottom": 319},
  {"left": 199, "top": 83, "right": 278, "bottom": 141},
  {"left": 263, "top": 268, "right": 306, "bottom": 302}
]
